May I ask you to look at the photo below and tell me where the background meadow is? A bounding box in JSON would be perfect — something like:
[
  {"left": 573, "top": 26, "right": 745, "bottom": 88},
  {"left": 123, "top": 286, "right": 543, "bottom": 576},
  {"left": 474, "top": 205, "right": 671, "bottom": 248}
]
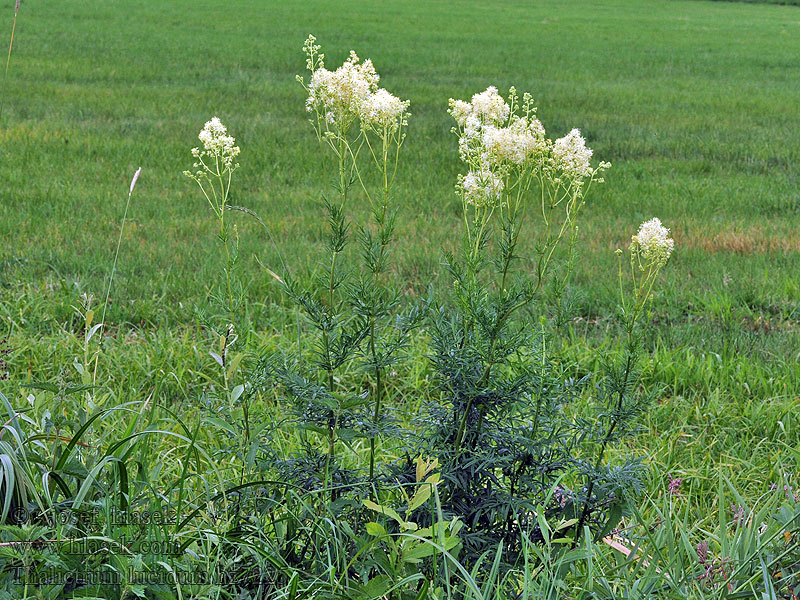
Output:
[{"left": 0, "top": 0, "right": 799, "bottom": 596}]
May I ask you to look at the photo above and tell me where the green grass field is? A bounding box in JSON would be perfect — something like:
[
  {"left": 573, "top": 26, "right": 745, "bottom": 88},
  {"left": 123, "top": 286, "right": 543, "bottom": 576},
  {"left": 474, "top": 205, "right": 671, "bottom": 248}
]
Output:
[
  {"left": 0, "top": 0, "right": 799, "bottom": 596},
  {"left": 4, "top": 0, "right": 798, "bottom": 434}
]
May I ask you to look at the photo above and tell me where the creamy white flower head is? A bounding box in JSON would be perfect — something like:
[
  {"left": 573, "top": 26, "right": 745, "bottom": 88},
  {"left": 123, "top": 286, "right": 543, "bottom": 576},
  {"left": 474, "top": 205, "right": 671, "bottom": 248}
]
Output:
[
  {"left": 463, "top": 115, "right": 481, "bottom": 139},
  {"left": 455, "top": 114, "right": 483, "bottom": 160},
  {"left": 448, "top": 99, "right": 473, "bottom": 126},
  {"left": 470, "top": 86, "right": 509, "bottom": 124},
  {"left": 527, "top": 118, "right": 546, "bottom": 140},
  {"left": 482, "top": 116, "right": 547, "bottom": 165},
  {"left": 307, "top": 51, "right": 379, "bottom": 125},
  {"left": 362, "top": 88, "right": 410, "bottom": 130},
  {"left": 307, "top": 67, "right": 332, "bottom": 110},
  {"left": 631, "top": 217, "right": 674, "bottom": 265},
  {"left": 552, "top": 128, "right": 593, "bottom": 179},
  {"left": 193, "top": 117, "right": 240, "bottom": 169},
  {"left": 461, "top": 169, "right": 504, "bottom": 207}
]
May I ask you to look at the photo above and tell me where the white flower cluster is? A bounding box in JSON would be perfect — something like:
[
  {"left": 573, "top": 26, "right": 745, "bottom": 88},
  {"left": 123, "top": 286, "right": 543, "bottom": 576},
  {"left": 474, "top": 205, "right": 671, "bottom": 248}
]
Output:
[
  {"left": 449, "top": 87, "right": 553, "bottom": 206},
  {"left": 450, "top": 87, "right": 612, "bottom": 204},
  {"left": 450, "top": 89, "right": 547, "bottom": 167},
  {"left": 474, "top": 86, "right": 510, "bottom": 124},
  {"left": 482, "top": 117, "right": 547, "bottom": 166},
  {"left": 449, "top": 100, "right": 473, "bottom": 127},
  {"left": 188, "top": 117, "right": 240, "bottom": 174},
  {"left": 460, "top": 170, "right": 504, "bottom": 207},
  {"left": 302, "top": 36, "right": 409, "bottom": 131},
  {"left": 631, "top": 217, "right": 674, "bottom": 265},
  {"left": 361, "top": 88, "right": 410, "bottom": 131},
  {"left": 307, "top": 51, "right": 379, "bottom": 123},
  {"left": 449, "top": 86, "right": 509, "bottom": 126},
  {"left": 552, "top": 128, "right": 593, "bottom": 179}
]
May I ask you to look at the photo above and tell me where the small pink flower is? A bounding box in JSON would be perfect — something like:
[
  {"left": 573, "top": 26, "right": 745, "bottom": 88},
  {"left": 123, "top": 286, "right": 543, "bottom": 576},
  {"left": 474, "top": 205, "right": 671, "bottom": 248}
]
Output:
[
  {"left": 553, "top": 485, "right": 572, "bottom": 508},
  {"left": 784, "top": 485, "right": 797, "bottom": 502},
  {"left": 667, "top": 474, "right": 683, "bottom": 496},
  {"left": 696, "top": 540, "right": 709, "bottom": 564},
  {"left": 730, "top": 504, "right": 746, "bottom": 527}
]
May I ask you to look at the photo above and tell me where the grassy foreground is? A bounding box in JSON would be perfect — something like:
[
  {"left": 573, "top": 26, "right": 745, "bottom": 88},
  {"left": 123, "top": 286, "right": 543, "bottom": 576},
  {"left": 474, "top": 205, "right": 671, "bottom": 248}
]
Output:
[{"left": 0, "top": 0, "right": 798, "bottom": 597}]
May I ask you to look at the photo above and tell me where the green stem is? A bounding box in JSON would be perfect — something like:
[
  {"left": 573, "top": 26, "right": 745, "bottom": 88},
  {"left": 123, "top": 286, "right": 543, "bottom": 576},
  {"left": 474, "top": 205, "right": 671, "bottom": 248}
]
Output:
[
  {"left": 453, "top": 397, "right": 473, "bottom": 453},
  {"left": 574, "top": 348, "right": 633, "bottom": 545},
  {"left": 323, "top": 134, "right": 350, "bottom": 500},
  {"left": 369, "top": 132, "right": 392, "bottom": 480},
  {"left": 100, "top": 173, "right": 138, "bottom": 349},
  {"left": 0, "top": 4, "right": 19, "bottom": 122},
  {"left": 530, "top": 322, "right": 546, "bottom": 440}
]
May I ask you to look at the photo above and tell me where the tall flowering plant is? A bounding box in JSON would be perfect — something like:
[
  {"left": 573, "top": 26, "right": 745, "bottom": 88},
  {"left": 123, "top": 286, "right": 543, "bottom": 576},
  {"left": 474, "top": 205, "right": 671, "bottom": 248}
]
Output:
[
  {"left": 187, "top": 44, "right": 679, "bottom": 580},
  {"left": 184, "top": 118, "right": 267, "bottom": 487},
  {"left": 184, "top": 117, "right": 243, "bottom": 327},
  {"left": 414, "top": 85, "right": 631, "bottom": 562},
  {"left": 442, "top": 85, "right": 609, "bottom": 454},
  {"left": 623, "top": 217, "right": 676, "bottom": 336},
  {"left": 573, "top": 218, "right": 675, "bottom": 540},
  {"left": 261, "top": 36, "right": 420, "bottom": 497}
]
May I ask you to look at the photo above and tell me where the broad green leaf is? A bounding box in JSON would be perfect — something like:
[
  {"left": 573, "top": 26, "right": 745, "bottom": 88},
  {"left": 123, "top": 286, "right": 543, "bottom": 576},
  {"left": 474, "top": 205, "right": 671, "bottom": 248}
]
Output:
[
  {"left": 230, "top": 384, "right": 244, "bottom": 403},
  {"left": 363, "top": 499, "right": 417, "bottom": 530},
  {"left": 365, "top": 521, "right": 386, "bottom": 537},
  {"left": 403, "top": 535, "right": 459, "bottom": 562},
  {"left": 362, "top": 574, "right": 391, "bottom": 598},
  {"left": 408, "top": 483, "right": 433, "bottom": 513}
]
